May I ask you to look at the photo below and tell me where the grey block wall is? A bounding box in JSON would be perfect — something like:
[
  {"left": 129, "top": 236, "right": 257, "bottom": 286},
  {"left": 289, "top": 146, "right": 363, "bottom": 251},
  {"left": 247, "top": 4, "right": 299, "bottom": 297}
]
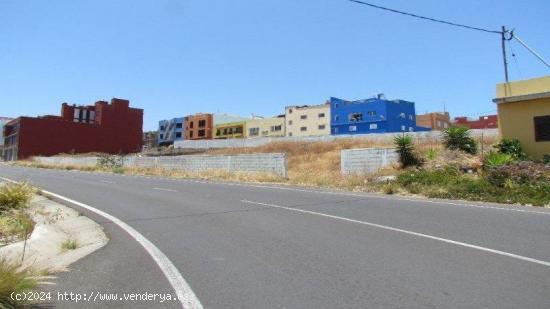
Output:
[
  {"left": 173, "top": 129, "right": 499, "bottom": 149},
  {"left": 341, "top": 148, "right": 399, "bottom": 175},
  {"left": 33, "top": 153, "right": 288, "bottom": 178}
]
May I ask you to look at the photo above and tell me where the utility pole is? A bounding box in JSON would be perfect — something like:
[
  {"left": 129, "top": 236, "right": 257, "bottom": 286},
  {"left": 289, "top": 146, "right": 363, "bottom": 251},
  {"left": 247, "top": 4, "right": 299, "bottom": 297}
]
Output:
[{"left": 501, "top": 26, "right": 509, "bottom": 83}]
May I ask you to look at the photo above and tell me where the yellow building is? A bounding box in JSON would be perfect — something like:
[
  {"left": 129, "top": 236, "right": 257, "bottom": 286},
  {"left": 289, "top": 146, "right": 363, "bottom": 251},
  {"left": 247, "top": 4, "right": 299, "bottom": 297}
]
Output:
[
  {"left": 214, "top": 121, "right": 246, "bottom": 139},
  {"left": 493, "top": 75, "right": 550, "bottom": 160},
  {"left": 285, "top": 103, "right": 330, "bottom": 137},
  {"left": 245, "top": 116, "right": 285, "bottom": 138}
]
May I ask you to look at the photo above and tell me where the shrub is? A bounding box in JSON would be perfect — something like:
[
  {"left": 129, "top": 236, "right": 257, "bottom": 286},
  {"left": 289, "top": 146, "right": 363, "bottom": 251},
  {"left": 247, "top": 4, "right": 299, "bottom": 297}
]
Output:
[
  {"left": 0, "top": 212, "right": 35, "bottom": 242},
  {"left": 0, "top": 259, "right": 37, "bottom": 308},
  {"left": 494, "top": 139, "right": 526, "bottom": 160},
  {"left": 0, "top": 183, "right": 33, "bottom": 212},
  {"left": 393, "top": 135, "right": 421, "bottom": 168},
  {"left": 484, "top": 151, "right": 513, "bottom": 169},
  {"left": 97, "top": 155, "right": 123, "bottom": 169},
  {"left": 425, "top": 148, "right": 439, "bottom": 160},
  {"left": 544, "top": 154, "right": 550, "bottom": 164},
  {"left": 442, "top": 126, "right": 477, "bottom": 154}
]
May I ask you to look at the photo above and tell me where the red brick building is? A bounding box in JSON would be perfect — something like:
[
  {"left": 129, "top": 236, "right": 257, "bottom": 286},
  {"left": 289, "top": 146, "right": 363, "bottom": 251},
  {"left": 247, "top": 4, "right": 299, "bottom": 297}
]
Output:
[
  {"left": 3, "top": 98, "right": 143, "bottom": 160},
  {"left": 453, "top": 115, "right": 498, "bottom": 129}
]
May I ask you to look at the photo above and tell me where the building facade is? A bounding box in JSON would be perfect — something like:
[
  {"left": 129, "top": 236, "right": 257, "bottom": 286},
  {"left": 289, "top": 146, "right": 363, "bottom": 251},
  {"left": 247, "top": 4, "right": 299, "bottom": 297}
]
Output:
[
  {"left": 215, "top": 121, "right": 247, "bottom": 139},
  {"left": 245, "top": 116, "right": 285, "bottom": 138},
  {"left": 157, "top": 117, "right": 184, "bottom": 146},
  {"left": 494, "top": 75, "right": 550, "bottom": 160},
  {"left": 416, "top": 112, "right": 451, "bottom": 130},
  {"left": 0, "top": 117, "right": 14, "bottom": 160},
  {"left": 330, "top": 96, "right": 425, "bottom": 135},
  {"left": 2, "top": 98, "right": 143, "bottom": 161},
  {"left": 453, "top": 115, "right": 498, "bottom": 129},
  {"left": 184, "top": 113, "right": 213, "bottom": 140},
  {"left": 285, "top": 103, "right": 330, "bottom": 137}
]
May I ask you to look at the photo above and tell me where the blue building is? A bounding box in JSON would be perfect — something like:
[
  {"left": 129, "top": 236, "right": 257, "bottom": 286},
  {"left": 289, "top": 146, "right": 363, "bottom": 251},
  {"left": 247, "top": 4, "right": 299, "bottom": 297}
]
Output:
[
  {"left": 157, "top": 117, "right": 184, "bottom": 146},
  {"left": 330, "top": 95, "right": 430, "bottom": 135}
]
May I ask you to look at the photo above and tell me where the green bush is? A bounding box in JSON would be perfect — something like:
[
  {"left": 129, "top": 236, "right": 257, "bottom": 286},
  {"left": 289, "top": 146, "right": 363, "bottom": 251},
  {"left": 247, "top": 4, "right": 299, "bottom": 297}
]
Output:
[
  {"left": 0, "top": 183, "right": 33, "bottom": 212},
  {"left": 544, "top": 154, "right": 550, "bottom": 164},
  {"left": 393, "top": 135, "right": 421, "bottom": 168},
  {"left": 425, "top": 148, "right": 439, "bottom": 160},
  {"left": 442, "top": 126, "right": 477, "bottom": 154},
  {"left": 395, "top": 168, "right": 550, "bottom": 206},
  {"left": 484, "top": 151, "right": 513, "bottom": 169},
  {"left": 494, "top": 139, "right": 526, "bottom": 160}
]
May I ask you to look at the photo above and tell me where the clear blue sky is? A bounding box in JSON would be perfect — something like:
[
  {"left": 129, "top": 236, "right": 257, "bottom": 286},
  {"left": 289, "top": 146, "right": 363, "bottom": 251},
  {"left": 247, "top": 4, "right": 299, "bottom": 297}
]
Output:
[{"left": 1, "top": 0, "right": 549, "bottom": 131}]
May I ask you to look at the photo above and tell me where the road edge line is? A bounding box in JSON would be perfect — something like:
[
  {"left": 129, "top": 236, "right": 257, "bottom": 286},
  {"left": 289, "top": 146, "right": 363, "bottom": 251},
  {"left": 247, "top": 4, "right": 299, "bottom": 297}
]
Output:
[{"left": 1, "top": 176, "right": 203, "bottom": 309}]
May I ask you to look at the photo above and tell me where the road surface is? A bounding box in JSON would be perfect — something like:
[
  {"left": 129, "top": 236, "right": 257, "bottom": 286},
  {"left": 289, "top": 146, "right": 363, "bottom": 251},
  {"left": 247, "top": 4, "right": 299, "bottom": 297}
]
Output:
[{"left": 1, "top": 165, "right": 549, "bottom": 309}]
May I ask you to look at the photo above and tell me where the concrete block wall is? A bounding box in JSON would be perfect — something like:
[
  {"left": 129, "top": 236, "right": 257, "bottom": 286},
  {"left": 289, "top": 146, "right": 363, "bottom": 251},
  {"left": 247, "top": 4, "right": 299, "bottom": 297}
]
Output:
[
  {"left": 174, "top": 129, "right": 499, "bottom": 149},
  {"left": 341, "top": 148, "right": 399, "bottom": 175},
  {"left": 33, "top": 156, "right": 100, "bottom": 167},
  {"left": 33, "top": 153, "right": 288, "bottom": 178}
]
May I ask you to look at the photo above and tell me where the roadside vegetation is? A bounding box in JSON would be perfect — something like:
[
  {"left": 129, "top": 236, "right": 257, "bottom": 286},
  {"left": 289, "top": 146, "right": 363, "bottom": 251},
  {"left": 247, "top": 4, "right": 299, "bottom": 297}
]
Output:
[
  {"left": 0, "top": 183, "right": 38, "bottom": 308},
  {"left": 13, "top": 130, "right": 550, "bottom": 206}
]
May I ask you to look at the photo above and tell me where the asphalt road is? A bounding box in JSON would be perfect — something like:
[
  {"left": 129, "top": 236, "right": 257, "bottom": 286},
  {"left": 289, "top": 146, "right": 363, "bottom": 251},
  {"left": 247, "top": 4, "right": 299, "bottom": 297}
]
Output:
[{"left": 1, "top": 165, "right": 550, "bottom": 309}]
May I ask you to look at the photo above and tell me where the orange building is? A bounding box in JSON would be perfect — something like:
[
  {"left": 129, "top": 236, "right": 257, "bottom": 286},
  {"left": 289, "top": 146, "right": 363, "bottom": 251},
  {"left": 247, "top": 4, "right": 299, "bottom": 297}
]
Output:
[
  {"left": 184, "top": 113, "right": 213, "bottom": 140},
  {"left": 416, "top": 112, "right": 451, "bottom": 130}
]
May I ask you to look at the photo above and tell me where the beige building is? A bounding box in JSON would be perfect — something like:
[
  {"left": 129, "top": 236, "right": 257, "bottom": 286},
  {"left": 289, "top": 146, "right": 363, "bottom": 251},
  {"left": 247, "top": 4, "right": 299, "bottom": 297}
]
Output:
[
  {"left": 285, "top": 103, "right": 330, "bottom": 137},
  {"left": 493, "top": 75, "right": 550, "bottom": 160},
  {"left": 245, "top": 116, "right": 285, "bottom": 138}
]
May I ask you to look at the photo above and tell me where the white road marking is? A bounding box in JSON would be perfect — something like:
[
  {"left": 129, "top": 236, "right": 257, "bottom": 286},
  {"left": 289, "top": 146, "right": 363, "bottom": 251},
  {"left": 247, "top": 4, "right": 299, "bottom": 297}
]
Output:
[
  {"left": 153, "top": 187, "right": 178, "bottom": 192},
  {"left": 241, "top": 199, "right": 550, "bottom": 268},
  {"left": 100, "top": 180, "right": 116, "bottom": 184},
  {"left": 0, "top": 177, "right": 202, "bottom": 309}
]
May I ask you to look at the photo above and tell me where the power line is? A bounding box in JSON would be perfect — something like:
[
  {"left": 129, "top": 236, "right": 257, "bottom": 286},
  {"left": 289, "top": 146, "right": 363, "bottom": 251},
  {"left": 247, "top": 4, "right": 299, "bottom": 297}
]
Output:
[
  {"left": 511, "top": 32, "right": 550, "bottom": 69},
  {"left": 348, "top": 0, "right": 502, "bottom": 34}
]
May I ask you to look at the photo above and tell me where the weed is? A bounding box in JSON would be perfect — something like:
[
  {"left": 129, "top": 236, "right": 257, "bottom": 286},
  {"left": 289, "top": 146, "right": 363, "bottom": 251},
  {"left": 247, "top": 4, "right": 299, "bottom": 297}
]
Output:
[
  {"left": 424, "top": 148, "right": 439, "bottom": 160},
  {"left": 0, "top": 259, "right": 37, "bottom": 308},
  {"left": 483, "top": 151, "right": 513, "bottom": 169},
  {"left": 0, "top": 183, "right": 33, "bottom": 212},
  {"left": 61, "top": 239, "right": 78, "bottom": 250}
]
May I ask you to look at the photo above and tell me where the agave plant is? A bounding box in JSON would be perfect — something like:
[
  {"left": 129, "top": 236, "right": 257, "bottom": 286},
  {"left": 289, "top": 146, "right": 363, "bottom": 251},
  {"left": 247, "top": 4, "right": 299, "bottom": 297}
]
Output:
[
  {"left": 442, "top": 126, "right": 477, "bottom": 155},
  {"left": 484, "top": 151, "right": 513, "bottom": 168},
  {"left": 393, "top": 134, "right": 421, "bottom": 168}
]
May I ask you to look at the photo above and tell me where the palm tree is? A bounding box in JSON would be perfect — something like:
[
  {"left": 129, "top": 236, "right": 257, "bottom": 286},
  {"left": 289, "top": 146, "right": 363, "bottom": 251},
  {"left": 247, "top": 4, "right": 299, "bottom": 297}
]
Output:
[{"left": 442, "top": 126, "right": 477, "bottom": 154}]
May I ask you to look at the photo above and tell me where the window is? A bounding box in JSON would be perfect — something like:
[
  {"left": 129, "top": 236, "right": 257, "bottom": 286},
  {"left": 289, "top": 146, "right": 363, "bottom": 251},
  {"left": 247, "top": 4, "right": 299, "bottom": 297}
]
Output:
[
  {"left": 271, "top": 125, "right": 282, "bottom": 132},
  {"left": 249, "top": 127, "right": 260, "bottom": 136},
  {"left": 175, "top": 132, "right": 182, "bottom": 138},
  {"left": 401, "top": 125, "right": 406, "bottom": 131},
  {"left": 318, "top": 125, "right": 325, "bottom": 130},
  {"left": 288, "top": 108, "right": 293, "bottom": 114},
  {"left": 349, "top": 113, "right": 363, "bottom": 122},
  {"left": 334, "top": 127, "right": 339, "bottom": 133},
  {"left": 349, "top": 125, "right": 357, "bottom": 132},
  {"left": 189, "top": 131, "right": 194, "bottom": 138},
  {"left": 198, "top": 129, "right": 205, "bottom": 137},
  {"left": 409, "top": 127, "right": 414, "bottom": 132},
  {"left": 534, "top": 115, "right": 550, "bottom": 142},
  {"left": 300, "top": 126, "right": 307, "bottom": 132},
  {"left": 318, "top": 113, "right": 325, "bottom": 118},
  {"left": 334, "top": 115, "right": 339, "bottom": 121},
  {"left": 409, "top": 115, "right": 413, "bottom": 120},
  {"left": 369, "top": 123, "right": 377, "bottom": 130},
  {"left": 189, "top": 121, "right": 194, "bottom": 129},
  {"left": 159, "top": 134, "right": 164, "bottom": 139},
  {"left": 198, "top": 120, "right": 206, "bottom": 127},
  {"left": 367, "top": 111, "right": 376, "bottom": 116},
  {"left": 335, "top": 103, "right": 339, "bottom": 108},
  {"left": 399, "top": 113, "right": 406, "bottom": 119},
  {"left": 216, "top": 129, "right": 221, "bottom": 136},
  {"left": 235, "top": 127, "right": 243, "bottom": 134},
  {"left": 288, "top": 132, "right": 293, "bottom": 137},
  {"left": 300, "top": 115, "right": 307, "bottom": 120},
  {"left": 288, "top": 120, "right": 293, "bottom": 126},
  {"left": 176, "top": 123, "right": 182, "bottom": 128},
  {"left": 160, "top": 125, "right": 165, "bottom": 130}
]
